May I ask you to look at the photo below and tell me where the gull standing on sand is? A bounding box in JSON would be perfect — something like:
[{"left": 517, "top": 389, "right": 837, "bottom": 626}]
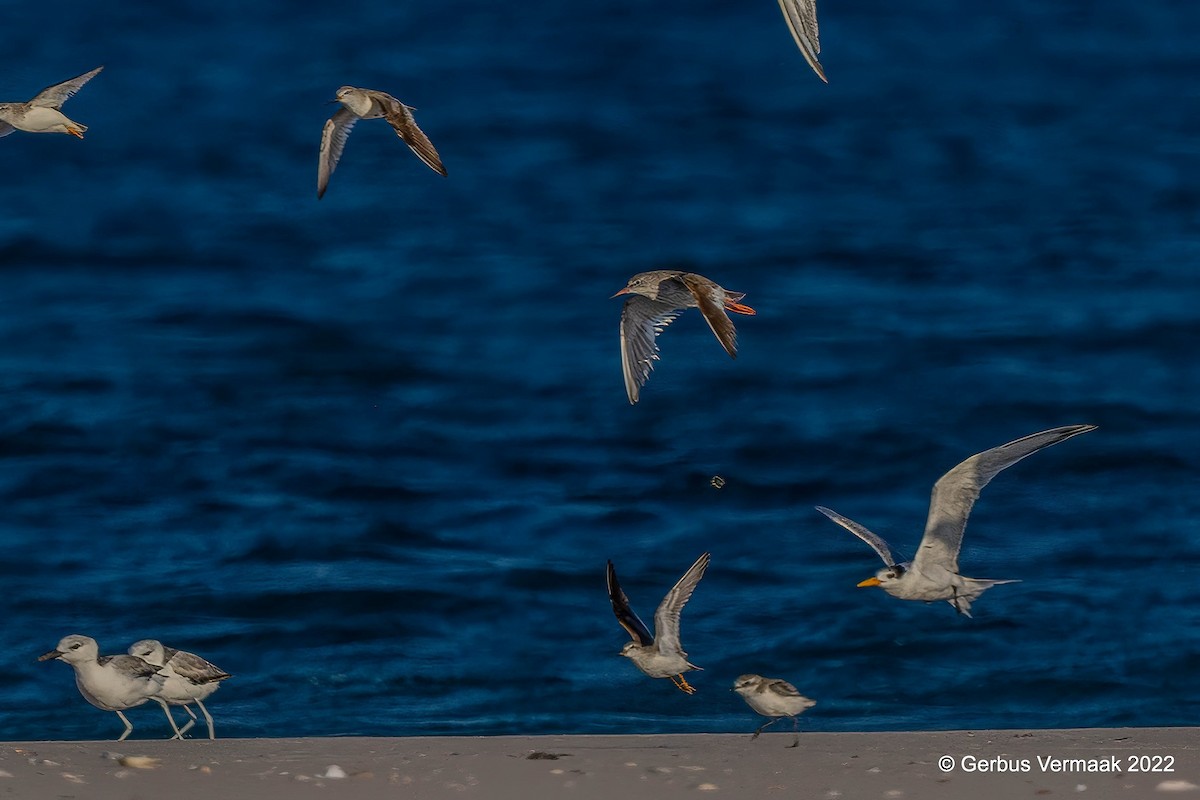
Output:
[
  {"left": 606, "top": 553, "right": 710, "bottom": 694},
  {"left": 816, "top": 424, "right": 1097, "bottom": 616},
  {"left": 127, "top": 639, "right": 231, "bottom": 740},
  {"left": 775, "top": 0, "right": 827, "bottom": 82},
  {"left": 317, "top": 85, "right": 447, "bottom": 198},
  {"left": 732, "top": 674, "right": 816, "bottom": 748},
  {"left": 0, "top": 66, "right": 103, "bottom": 138},
  {"left": 38, "top": 635, "right": 181, "bottom": 741},
  {"left": 613, "top": 271, "right": 756, "bottom": 404}
]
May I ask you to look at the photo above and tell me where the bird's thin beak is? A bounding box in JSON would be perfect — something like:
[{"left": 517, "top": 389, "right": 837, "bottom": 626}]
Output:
[
  {"left": 326, "top": 98, "right": 340, "bottom": 105},
  {"left": 38, "top": 650, "right": 61, "bottom": 662},
  {"left": 610, "top": 288, "right": 630, "bottom": 298},
  {"left": 856, "top": 577, "right": 882, "bottom": 588}
]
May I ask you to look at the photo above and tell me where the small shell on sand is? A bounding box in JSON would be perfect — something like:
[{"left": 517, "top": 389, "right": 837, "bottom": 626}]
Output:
[{"left": 1156, "top": 781, "right": 1199, "bottom": 793}]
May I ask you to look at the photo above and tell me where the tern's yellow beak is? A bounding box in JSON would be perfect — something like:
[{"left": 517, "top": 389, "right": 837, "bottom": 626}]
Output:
[
  {"left": 610, "top": 287, "right": 630, "bottom": 298},
  {"left": 856, "top": 577, "right": 882, "bottom": 588}
]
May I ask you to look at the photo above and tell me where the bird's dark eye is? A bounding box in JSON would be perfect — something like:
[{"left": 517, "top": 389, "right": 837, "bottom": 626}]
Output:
[
  {"left": 891, "top": 565, "right": 906, "bottom": 578},
  {"left": 70, "top": 643, "right": 81, "bottom": 649}
]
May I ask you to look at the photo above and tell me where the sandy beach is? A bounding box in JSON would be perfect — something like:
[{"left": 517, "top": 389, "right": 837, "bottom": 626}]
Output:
[{"left": 1, "top": 728, "right": 1195, "bottom": 799}]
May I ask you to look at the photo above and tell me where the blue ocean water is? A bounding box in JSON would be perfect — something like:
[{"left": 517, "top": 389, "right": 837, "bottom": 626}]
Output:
[{"left": 1, "top": 0, "right": 1198, "bottom": 740}]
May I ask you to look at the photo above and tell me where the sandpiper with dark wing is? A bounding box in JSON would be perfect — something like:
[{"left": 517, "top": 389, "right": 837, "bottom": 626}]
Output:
[
  {"left": 816, "top": 424, "right": 1097, "bottom": 616},
  {"left": 39, "top": 634, "right": 180, "bottom": 741},
  {"left": 613, "top": 271, "right": 756, "bottom": 404},
  {"left": 318, "top": 85, "right": 447, "bottom": 198},
  {"left": 606, "top": 552, "right": 710, "bottom": 694},
  {"left": 775, "top": 0, "right": 827, "bottom": 82},
  {"left": 0, "top": 66, "right": 103, "bottom": 139},
  {"left": 732, "top": 674, "right": 816, "bottom": 748},
  {"left": 127, "top": 639, "right": 231, "bottom": 740}
]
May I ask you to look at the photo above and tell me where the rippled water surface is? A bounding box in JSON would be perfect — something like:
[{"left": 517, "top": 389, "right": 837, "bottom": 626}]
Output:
[{"left": 1, "top": 0, "right": 1198, "bottom": 740}]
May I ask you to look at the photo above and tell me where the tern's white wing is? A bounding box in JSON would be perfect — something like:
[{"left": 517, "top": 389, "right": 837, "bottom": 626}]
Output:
[
  {"left": 913, "top": 424, "right": 1097, "bottom": 574},
  {"left": 775, "top": 0, "right": 827, "bottom": 83},
  {"left": 373, "top": 93, "right": 447, "bottom": 177},
  {"left": 318, "top": 107, "right": 358, "bottom": 199},
  {"left": 816, "top": 505, "right": 902, "bottom": 567},
  {"left": 0, "top": 121, "right": 14, "bottom": 138},
  {"left": 30, "top": 66, "right": 103, "bottom": 109},
  {"left": 652, "top": 552, "right": 710, "bottom": 658},
  {"left": 619, "top": 295, "right": 683, "bottom": 404}
]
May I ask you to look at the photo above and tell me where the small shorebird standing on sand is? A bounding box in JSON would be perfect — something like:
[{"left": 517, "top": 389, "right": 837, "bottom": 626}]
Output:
[
  {"left": 732, "top": 674, "right": 816, "bottom": 748},
  {"left": 775, "top": 0, "right": 827, "bottom": 83},
  {"left": 38, "top": 634, "right": 180, "bottom": 741},
  {"left": 0, "top": 66, "right": 103, "bottom": 139},
  {"left": 817, "top": 424, "right": 1098, "bottom": 616},
  {"left": 127, "top": 639, "right": 231, "bottom": 740},
  {"left": 612, "top": 271, "right": 756, "bottom": 404},
  {"left": 317, "top": 85, "right": 447, "bottom": 198},
  {"left": 606, "top": 552, "right": 710, "bottom": 694}
]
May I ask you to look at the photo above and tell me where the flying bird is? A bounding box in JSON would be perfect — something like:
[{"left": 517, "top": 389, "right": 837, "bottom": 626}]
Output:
[
  {"left": 613, "top": 271, "right": 755, "bottom": 404},
  {"left": 607, "top": 553, "right": 710, "bottom": 694},
  {"left": 318, "top": 85, "right": 446, "bottom": 198},
  {"left": 817, "top": 424, "right": 1097, "bottom": 616},
  {"left": 0, "top": 66, "right": 103, "bottom": 138},
  {"left": 775, "top": 0, "right": 827, "bottom": 82}
]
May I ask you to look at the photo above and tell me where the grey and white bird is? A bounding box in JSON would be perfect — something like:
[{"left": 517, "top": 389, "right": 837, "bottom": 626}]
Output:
[
  {"left": 317, "top": 85, "right": 447, "bottom": 198},
  {"left": 612, "top": 271, "right": 756, "bottom": 404},
  {"left": 606, "top": 552, "right": 710, "bottom": 694},
  {"left": 127, "top": 639, "right": 231, "bottom": 740},
  {"left": 775, "top": 0, "right": 827, "bottom": 83},
  {"left": 732, "top": 674, "right": 816, "bottom": 747},
  {"left": 817, "top": 424, "right": 1097, "bottom": 617},
  {"left": 38, "top": 634, "right": 180, "bottom": 741},
  {"left": 0, "top": 66, "right": 103, "bottom": 138}
]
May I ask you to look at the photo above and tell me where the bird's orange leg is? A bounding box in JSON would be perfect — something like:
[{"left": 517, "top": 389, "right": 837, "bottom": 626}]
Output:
[{"left": 724, "top": 301, "right": 756, "bottom": 316}]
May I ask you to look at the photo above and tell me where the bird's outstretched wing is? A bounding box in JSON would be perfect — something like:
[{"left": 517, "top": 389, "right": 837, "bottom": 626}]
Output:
[
  {"left": 680, "top": 274, "right": 739, "bottom": 359},
  {"left": 373, "top": 92, "right": 447, "bottom": 177},
  {"left": 652, "top": 552, "right": 710, "bottom": 658},
  {"left": 619, "top": 295, "right": 682, "bottom": 404},
  {"left": 775, "top": 0, "right": 826, "bottom": 83},
  {"left": 913, "top": 424, "right": 1097, "bottom": 574},
  {"left": 607, "top": 560, "right": 654, "bottom": 646},
  {"left": 816, "top": 505, "right": 902, "bottom": 568},
  {"left": 30, "top": 66, "right": 103, "bottom": 109},
  {"left": 318, "top": 107, "right": 358, "bottom": 199}
]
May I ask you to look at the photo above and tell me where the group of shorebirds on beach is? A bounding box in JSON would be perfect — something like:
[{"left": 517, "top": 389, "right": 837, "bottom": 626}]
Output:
[
  {"left": 13, "top": 1, "right": 1102, "bottom": 747},
  {"left": 38, "top": 637, "right": 229, "bottom": 741}
]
